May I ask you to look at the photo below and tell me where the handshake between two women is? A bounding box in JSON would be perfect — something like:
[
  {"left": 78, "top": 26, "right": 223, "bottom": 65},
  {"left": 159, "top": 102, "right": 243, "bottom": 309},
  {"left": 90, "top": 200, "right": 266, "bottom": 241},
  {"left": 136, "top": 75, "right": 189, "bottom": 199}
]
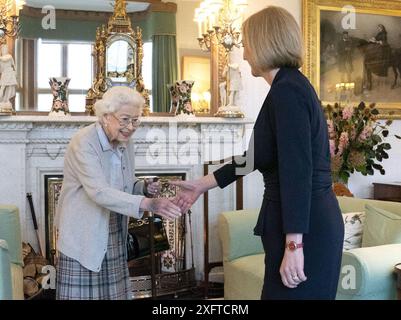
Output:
[{"left": 139, "top": 177, "right": 214, "bottom": 221}]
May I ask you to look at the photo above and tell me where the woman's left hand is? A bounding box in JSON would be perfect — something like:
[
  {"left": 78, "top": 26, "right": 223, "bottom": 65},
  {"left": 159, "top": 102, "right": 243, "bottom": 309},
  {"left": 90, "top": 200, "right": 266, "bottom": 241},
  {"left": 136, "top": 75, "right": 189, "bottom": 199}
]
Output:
[
  {"left": 279, "top": 249, "right": 307, "bottom": 288},
  {"left": 145, "top": 180, "right": 161, "bottom": 196}
]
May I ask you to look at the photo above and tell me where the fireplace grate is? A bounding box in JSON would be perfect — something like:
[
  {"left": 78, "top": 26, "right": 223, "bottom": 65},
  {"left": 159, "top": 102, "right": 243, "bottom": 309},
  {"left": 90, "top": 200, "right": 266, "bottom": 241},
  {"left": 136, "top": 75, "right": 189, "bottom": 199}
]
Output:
[{"left": 130, "top": 268, "right": 196, "bottom": 299}]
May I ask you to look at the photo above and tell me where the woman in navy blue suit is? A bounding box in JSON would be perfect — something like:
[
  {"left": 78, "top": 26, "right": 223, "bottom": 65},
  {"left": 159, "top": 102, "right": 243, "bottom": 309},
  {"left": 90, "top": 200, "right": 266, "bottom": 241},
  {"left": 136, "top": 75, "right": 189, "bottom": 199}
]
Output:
[{"left": 172, "top": 6, "right": 344, "bottom": 300}]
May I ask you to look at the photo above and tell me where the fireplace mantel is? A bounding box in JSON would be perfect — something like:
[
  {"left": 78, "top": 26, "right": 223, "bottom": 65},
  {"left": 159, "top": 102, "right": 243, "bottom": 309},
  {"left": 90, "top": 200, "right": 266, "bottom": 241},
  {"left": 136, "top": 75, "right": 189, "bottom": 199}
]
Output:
[
  {"left": 0, "top": 115, "right": 253, "bottom": 280},
  {"left": 0, "top": 115, "right": 251, "bottom": 125}
]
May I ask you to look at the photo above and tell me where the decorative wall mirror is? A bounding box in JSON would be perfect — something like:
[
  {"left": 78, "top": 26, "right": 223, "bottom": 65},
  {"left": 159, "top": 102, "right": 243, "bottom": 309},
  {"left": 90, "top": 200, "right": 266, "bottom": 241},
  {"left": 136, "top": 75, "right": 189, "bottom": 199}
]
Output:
[
  {"left": 85, "top": 0, "right": 149, "bottom": 115},
  {"left": 106, "top": 36, "right": 135, "bottom": 84}
]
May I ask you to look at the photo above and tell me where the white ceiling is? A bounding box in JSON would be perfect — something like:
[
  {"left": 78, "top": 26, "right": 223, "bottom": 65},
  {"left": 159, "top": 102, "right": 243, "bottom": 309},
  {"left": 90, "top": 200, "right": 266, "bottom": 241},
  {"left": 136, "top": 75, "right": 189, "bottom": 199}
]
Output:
[{"left": 24, "top": 0, "right": 151, "bottom": 13}]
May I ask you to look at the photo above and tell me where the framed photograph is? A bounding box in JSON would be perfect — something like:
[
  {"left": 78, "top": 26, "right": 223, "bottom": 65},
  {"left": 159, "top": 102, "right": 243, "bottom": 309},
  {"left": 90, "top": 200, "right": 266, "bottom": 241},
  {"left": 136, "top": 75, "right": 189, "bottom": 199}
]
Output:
[{"left": 303, "top": 0, "right": 401, "bottom": 118}]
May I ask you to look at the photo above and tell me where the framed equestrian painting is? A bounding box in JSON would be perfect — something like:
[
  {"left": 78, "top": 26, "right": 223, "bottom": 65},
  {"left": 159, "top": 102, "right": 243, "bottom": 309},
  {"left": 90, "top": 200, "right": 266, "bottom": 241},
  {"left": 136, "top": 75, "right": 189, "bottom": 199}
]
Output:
[{"left": 303, "top": 0, "right": 401, "bottom": 119}]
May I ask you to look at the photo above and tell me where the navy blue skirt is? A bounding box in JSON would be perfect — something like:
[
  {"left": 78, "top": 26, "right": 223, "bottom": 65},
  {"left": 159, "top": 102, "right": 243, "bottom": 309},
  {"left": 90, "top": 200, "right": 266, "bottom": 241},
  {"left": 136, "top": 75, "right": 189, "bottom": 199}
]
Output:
[{"left": 260, "top": 191, "right": 344, "bottom": 300}]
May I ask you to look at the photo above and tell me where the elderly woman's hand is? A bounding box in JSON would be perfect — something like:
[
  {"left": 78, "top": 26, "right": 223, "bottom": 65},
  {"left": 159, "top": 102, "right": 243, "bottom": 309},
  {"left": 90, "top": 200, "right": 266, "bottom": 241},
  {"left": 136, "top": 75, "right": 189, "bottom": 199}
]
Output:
[
  {"left": 145, "top": 180, "right": 161, "bottom": 196},
  {"left": 140, "top": 198, "right": 181, "bottom": 220}
]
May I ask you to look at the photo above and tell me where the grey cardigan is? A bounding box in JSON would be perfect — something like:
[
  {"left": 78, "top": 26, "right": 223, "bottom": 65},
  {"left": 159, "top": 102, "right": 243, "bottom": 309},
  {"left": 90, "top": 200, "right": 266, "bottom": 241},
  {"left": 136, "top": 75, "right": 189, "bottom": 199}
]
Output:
[{"left": 55, "top": 123, "right": 145, "bottom": 272}]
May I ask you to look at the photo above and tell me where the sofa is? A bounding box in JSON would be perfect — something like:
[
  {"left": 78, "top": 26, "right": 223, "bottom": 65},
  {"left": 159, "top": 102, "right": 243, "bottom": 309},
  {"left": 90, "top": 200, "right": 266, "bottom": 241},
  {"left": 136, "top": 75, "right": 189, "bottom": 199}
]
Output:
[
  {"left": 0, "top": 205, "right": 24, "bottom": 300},
  {"left": 218, "top": 196, "right": 401, "bottom": 300},
  {"left": 0, "top": 239, "right": 13, "bottom": 299}
]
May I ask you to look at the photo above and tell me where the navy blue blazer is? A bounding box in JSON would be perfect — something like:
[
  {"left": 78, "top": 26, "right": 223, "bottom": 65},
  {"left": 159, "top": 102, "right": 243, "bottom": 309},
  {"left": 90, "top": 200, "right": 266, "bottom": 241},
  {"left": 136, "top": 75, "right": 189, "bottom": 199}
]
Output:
[{"left": 213, "top": 67, "right": 334, "bottom": 235}]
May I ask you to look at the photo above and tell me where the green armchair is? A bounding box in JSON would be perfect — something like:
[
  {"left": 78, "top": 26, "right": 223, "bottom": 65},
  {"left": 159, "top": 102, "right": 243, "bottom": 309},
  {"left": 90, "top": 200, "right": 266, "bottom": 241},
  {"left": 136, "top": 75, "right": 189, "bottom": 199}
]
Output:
[
  {"left": 0, "top": 205, "right": 24, "bottom": 300},
  {"left": 0, "top": 239, "right": 13, "bottom": 299},
  {"left": 218, "top": 197, "right": 401, "bottom": 300}
]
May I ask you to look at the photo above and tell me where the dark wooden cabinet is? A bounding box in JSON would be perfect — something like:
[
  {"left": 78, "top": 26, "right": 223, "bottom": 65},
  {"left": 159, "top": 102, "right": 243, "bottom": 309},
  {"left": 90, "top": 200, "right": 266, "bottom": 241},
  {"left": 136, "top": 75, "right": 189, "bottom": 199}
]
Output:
[{"left": 373, "top": 182, "right": 401, "bottom": 202}]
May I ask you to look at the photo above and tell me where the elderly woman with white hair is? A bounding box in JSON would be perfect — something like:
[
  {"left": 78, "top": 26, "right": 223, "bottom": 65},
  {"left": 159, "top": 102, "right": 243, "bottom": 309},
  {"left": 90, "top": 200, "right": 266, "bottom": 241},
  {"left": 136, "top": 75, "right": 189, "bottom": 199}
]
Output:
[{"left": 55, "top": 86, "right": 182, "bottom": 300}]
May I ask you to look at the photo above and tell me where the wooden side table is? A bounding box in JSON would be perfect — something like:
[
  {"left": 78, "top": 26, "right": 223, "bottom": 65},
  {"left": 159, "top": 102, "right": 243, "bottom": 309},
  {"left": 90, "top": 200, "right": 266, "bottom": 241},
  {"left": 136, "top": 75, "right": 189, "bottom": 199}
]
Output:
[
  {"left": 395, "top": 263, "right": 401, "bottom": 300},
  {"left": 373, "top": 182, "right": 401, "bottom": 202}
]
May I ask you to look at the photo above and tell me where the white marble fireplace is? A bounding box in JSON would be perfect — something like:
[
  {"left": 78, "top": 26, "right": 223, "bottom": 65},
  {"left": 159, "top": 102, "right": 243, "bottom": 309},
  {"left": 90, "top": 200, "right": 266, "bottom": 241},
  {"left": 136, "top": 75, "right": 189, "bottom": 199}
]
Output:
[{"left": 0, "top": 115, "right": 253, "bottom": 280}]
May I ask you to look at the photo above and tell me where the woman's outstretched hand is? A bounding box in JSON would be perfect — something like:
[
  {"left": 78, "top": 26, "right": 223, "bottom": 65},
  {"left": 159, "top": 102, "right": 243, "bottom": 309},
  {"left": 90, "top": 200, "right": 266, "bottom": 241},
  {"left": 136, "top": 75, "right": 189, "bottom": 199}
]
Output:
[
  {"left": 169, "top": 174, "right": 218, "bottom": 214},
  {"left": 169, "top": 180, "right": 204, "bottom": 214},
  {"left": 140, "top": 198, "right": 181, "bottom": 220}
]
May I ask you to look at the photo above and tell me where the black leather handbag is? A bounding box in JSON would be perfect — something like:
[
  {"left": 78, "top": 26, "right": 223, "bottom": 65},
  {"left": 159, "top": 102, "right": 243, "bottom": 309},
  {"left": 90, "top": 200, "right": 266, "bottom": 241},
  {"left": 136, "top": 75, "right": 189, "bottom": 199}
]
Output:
[{"left": 126, "top": 216, "right": 170, "bottom": 261}]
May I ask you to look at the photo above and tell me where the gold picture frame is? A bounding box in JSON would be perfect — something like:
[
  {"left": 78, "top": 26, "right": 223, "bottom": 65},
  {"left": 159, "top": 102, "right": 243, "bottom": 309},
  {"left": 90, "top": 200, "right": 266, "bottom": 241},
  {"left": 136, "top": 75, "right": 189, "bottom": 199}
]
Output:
[{"left": 303, "top": 0, "right": 401, "bottom": 119}]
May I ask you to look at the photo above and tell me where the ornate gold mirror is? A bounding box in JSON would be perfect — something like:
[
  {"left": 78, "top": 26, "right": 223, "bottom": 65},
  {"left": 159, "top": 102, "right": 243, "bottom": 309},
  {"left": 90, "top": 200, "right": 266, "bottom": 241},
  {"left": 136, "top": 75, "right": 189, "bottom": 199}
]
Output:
[
  {"left": 85, "top": 0, "right": 149, "bottom": 115},
  {"left": 106, "top": 35, "right": 135, "bottom": 85}
]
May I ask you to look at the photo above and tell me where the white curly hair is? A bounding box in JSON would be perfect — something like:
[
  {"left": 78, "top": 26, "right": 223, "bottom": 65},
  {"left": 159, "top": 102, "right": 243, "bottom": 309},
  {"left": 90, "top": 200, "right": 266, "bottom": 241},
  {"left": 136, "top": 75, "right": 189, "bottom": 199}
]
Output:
[{"left": 94, "top": 86, "right": 145, "bottom": 118}]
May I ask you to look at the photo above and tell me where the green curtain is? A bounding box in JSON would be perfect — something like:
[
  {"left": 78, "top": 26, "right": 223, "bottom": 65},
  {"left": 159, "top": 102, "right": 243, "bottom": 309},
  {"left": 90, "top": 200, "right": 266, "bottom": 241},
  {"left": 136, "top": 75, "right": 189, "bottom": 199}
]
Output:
[
  {"left": 152, "top": 35, "right": 178, "bottom": 112},
  {"left": 20, "top": 15, "right": 103, "bottom": 41},
  {"left": 19, "top": 11, "right": 177, "bottom": 42}
]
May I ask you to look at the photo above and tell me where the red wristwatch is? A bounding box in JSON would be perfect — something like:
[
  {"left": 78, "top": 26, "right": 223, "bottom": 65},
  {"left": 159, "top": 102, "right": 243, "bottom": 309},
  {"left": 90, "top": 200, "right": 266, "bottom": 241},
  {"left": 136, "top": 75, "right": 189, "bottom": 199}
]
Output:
[{"left": 286, "top": 241, "right": 304, "bottom": 251}]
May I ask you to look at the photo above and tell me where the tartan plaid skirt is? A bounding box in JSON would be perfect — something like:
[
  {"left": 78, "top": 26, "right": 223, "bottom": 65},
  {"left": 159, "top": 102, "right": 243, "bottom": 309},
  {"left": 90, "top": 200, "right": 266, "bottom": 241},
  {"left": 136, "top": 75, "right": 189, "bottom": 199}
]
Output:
[{"left": 56, "top": 212, "right": 131, "bottom": 300}]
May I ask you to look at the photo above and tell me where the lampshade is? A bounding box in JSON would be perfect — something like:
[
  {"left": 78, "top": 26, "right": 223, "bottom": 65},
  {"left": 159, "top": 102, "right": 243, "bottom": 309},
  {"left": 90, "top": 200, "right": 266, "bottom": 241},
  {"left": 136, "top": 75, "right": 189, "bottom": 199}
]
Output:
[
  {"left": 233, "top": 0, "right": 248, "bottom": 6},
  {"left": 194, "top": 8, "right": 205, "bottom": 22},
  {"left": 16, "top": 0, "right": 25, "bottom": 14},
  {"left": 208, "top": 0, "right": 224, "bottom": 13},
  {"left": 8, "top": 0, "right": 25, "bottom": 17}
]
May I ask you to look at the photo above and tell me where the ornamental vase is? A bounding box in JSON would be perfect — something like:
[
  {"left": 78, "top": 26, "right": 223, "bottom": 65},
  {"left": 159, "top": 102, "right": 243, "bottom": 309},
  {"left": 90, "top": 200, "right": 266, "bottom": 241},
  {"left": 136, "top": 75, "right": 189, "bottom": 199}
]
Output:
[
  {"left": 168, "top": 80, "right": 194, "bottom": 116},
  {"left": 49, "top": 77, "right": 71, "bottom": 116}
]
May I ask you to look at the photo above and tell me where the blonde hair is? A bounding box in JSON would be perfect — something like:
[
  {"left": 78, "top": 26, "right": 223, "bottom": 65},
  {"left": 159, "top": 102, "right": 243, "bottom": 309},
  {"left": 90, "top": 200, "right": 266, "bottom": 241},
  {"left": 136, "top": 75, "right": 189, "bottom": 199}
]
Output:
[
  {"left": 94, "top": 86, "right": 145, "bottom": 118},
  {"left": 242, "top": 6, "right": 303, "bottom": 71}
]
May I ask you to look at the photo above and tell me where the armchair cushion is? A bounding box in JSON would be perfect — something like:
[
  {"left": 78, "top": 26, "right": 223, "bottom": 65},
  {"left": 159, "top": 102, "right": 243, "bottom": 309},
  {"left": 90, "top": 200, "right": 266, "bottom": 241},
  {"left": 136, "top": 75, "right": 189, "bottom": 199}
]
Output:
[
  {"left": 224, "top": 254, "right": 264, "bottom": 300},
  {"left": 0, "top": 240, "right": 13, "bottom": 300},
  {"left": 337, "top": 197, "right": 401, "bottom": 216},
  {"left": 342, "top": 212, "right": 365, "bottom": 250},
  {"left": 0, "top": 205, "right": 24, "bottom": 300},
  {"left": 218, "top": 209, "right": 263, "bottom": 262},
  {"left": 362, "top": 204, "right": 401, "bottom": 247},
  {"left": 0, "top": 205, "right": 23, "bottom": 266}
]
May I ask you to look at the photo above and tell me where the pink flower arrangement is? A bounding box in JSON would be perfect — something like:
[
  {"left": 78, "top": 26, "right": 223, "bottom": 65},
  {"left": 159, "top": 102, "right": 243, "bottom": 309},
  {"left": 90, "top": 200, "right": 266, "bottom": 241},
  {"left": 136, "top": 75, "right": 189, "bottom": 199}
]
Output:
[
  {"left": 342, "top": 105, "right": 353, "bottom": 120},
  {"left": 325, "top": 102, "right": 400, "bottom": 183},
  {"left": 337, "top": 132, "right": 349, "bottom": 156}
]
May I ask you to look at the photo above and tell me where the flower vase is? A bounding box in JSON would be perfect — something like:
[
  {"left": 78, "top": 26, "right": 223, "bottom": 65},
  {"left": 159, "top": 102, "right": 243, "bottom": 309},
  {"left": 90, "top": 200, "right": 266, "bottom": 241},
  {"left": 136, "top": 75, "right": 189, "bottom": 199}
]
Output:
[
  {"left": 167, "top": 83, "right": 179, "bottom": 115},
  {"left": 168, "top": 80, "right": 195, "bottom": 117},
  {"left": 332, "top": 175, "right": 353, "bottom": 197},
  {"left": 49, "top": 77, "right": 71, "bottom": 117}
]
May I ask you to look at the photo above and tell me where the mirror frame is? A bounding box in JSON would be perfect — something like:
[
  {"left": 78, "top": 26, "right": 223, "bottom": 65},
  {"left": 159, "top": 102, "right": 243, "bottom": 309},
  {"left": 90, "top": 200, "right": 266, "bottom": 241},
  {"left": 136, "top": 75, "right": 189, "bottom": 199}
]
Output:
[
  {"left": 85, "top": 1, "right": 149, "bottom": 115},
  {"left": 105, "top": 34, "right": 136, "bottom": 84}
]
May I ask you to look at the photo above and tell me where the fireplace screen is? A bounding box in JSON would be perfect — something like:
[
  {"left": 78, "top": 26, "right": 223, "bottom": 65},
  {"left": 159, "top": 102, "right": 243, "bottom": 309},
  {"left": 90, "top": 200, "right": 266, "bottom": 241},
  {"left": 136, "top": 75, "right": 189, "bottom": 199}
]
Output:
[
  {"left": 141, "top": 174, "right": 187, "bottom": 273},
  {"left": 44, "top": 173, "right": 191, "bottom": 272},
  {"left": 129, "top": 173, "right": 196, "bottom": 298},
  {"left": 44, "top": 175, "right": 63, "bottom": 262}
]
